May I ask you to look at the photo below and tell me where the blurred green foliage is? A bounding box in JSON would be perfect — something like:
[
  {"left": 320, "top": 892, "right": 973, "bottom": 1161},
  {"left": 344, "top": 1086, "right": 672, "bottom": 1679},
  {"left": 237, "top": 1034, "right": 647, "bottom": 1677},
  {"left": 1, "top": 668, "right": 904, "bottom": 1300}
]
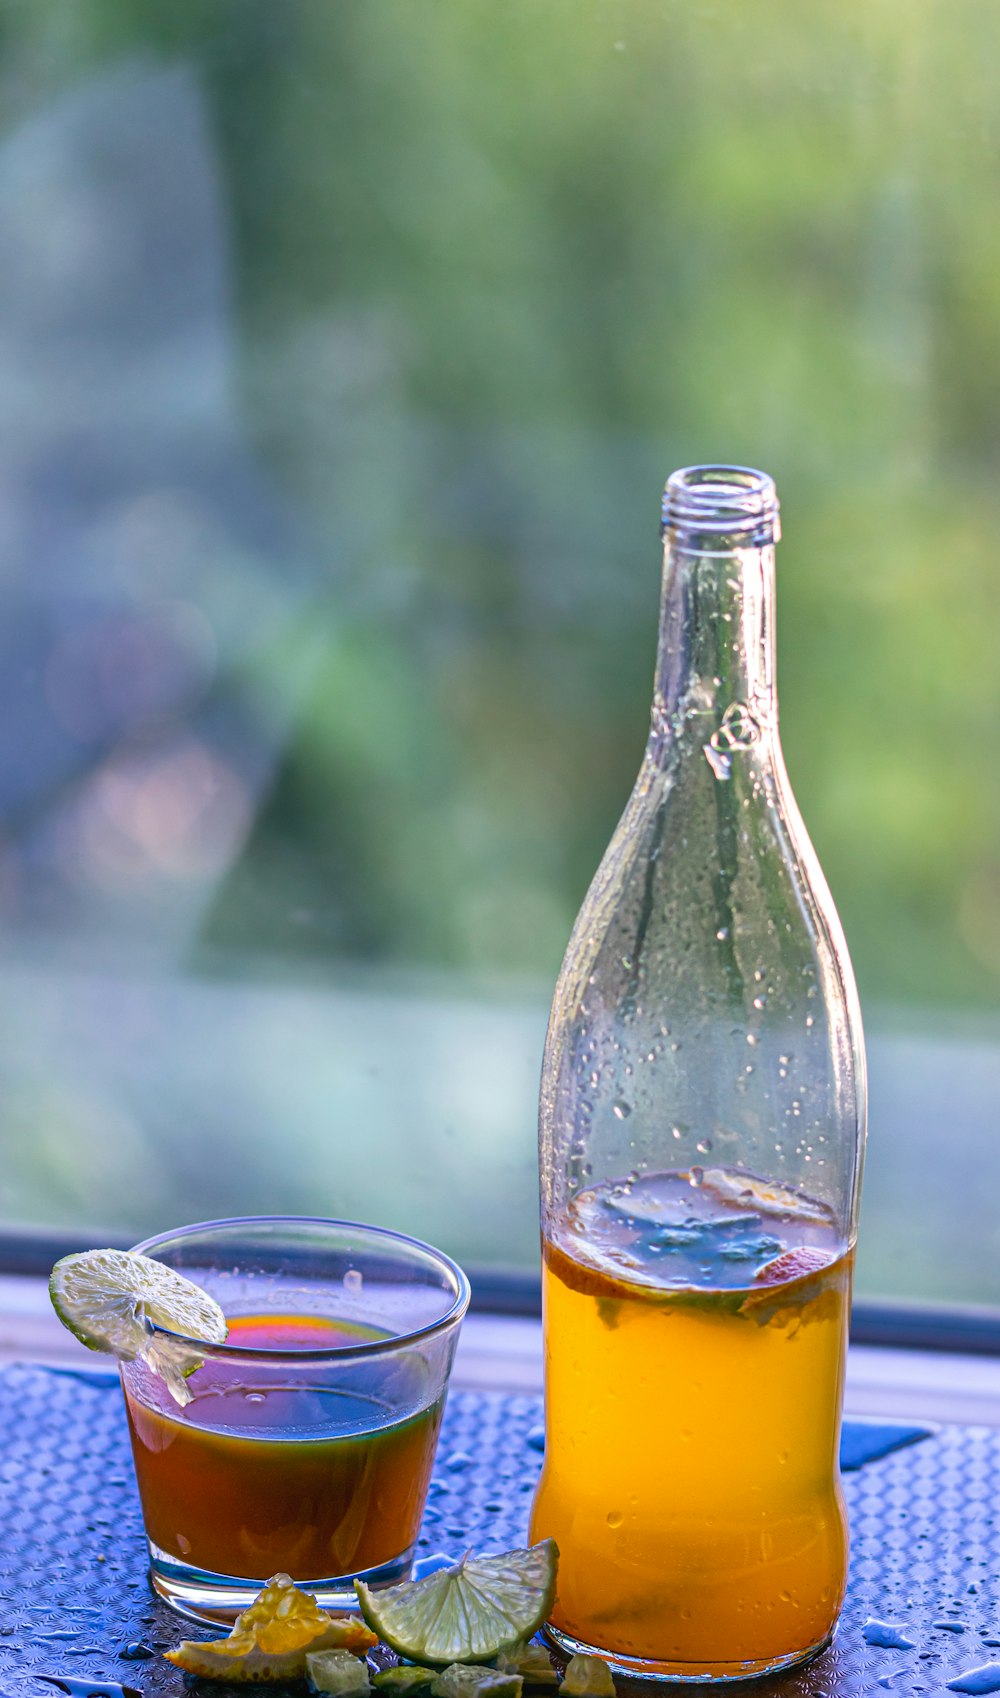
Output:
[
  {"left": 1, "top": 0, "right": 998, "bottom": 998},
  {"left": 0, "top": 0, "right": 997, "bottom": 1297}
]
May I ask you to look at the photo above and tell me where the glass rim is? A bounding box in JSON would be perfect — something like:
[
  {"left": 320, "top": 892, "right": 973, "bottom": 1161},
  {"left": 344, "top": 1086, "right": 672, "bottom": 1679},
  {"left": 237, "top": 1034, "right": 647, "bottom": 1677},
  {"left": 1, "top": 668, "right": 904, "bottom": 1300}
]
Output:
[{"left": 128, "top": 1214, "right": 471, "bottom": 1362}]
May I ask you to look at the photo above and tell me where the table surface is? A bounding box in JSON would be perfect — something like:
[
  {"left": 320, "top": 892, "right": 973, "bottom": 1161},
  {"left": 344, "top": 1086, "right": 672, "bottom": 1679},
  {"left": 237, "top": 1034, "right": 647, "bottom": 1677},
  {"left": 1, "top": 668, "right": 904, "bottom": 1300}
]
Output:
[{"left": 0, "top": 1355, "right": 999, "bottom": 1698}]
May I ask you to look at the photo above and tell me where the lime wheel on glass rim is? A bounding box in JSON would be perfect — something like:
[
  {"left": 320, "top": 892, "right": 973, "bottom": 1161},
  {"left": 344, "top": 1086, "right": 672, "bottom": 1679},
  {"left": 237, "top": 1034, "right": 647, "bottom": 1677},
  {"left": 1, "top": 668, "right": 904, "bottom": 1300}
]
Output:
[{"left": 48, "top": 1246, "right": 228, "bottom": 1403}]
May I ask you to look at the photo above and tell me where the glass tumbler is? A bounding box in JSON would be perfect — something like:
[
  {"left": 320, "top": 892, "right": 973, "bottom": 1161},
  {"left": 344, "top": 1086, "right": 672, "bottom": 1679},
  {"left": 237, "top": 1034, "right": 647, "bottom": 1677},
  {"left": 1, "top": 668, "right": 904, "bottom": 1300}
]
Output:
[{"left": 119, "top": 1216, "right": 470, "bottom": 1625}]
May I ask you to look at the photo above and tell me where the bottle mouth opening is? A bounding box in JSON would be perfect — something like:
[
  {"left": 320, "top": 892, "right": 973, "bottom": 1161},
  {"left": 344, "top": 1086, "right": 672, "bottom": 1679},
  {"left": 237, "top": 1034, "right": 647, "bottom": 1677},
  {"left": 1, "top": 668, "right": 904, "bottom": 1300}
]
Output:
[{"left": 661, "top": 465, "right": 780, "bottom": 544}]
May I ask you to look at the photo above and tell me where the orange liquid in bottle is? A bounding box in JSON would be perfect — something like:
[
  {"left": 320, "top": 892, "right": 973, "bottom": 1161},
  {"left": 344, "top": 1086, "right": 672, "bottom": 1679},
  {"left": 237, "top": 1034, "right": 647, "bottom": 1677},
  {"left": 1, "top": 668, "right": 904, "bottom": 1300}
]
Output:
[
  {"left": 124, "top": 1314, "right": 442, "bottom": 1582},
  {"left": 529, "top": 1170, "right": 852, "bottom": 1680}
]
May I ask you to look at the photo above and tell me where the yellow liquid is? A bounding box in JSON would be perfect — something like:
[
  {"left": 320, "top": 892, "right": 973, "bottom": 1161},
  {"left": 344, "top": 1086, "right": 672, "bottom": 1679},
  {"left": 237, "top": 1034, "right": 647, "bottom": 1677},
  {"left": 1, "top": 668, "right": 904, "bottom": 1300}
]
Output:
[{"left": 529, "top": 1171, "right": 852, "bottom": 1680}]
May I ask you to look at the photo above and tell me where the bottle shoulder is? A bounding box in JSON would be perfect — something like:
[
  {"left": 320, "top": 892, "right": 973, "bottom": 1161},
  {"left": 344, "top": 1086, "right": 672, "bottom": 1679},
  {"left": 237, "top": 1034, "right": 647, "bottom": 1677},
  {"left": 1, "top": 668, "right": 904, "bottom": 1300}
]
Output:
[{"left": 544, "top": 736, "right": 864, "bottom": 1060}]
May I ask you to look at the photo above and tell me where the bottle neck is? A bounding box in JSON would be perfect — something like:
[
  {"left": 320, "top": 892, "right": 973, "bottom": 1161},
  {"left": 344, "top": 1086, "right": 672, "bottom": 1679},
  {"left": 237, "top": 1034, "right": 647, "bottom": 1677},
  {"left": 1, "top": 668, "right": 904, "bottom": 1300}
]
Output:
[{"left": 652, "top": 467, "right": 780, "bottom": 772}]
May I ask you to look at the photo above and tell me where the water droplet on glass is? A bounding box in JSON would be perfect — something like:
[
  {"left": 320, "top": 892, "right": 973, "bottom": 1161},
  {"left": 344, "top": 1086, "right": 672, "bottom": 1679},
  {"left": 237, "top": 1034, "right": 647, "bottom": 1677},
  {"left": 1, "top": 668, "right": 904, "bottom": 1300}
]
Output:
[
  {"left": 746, "top": 1033, "right": 758, "bottom": 1046},
  {"left": 689, "top": 1166, "right": 704, "bottom": 1187},
  {"left": 343, "top": 1268, "right": 363, "bottom": 1295},
  {"left": 606, "top": 1509, "right": 623, "bottom": 1529},
  {"left": 613, "top": 1100, "right": 632, "bottom": 1120},
  {"left": 671, "top": 1125, "right": 682, "bottom": 1140},
  {"left": 245, "top": 1391, "right": 265, "bottom": 1404},
  {"left": 752, "top": 996, "right": 765, "bottom": 1010},
  {"left": 696, "top": 1139, "right": 713, "bottom": 1154},
  {"left": 716, "top": 926, "right": 729, "bottom": 941}
]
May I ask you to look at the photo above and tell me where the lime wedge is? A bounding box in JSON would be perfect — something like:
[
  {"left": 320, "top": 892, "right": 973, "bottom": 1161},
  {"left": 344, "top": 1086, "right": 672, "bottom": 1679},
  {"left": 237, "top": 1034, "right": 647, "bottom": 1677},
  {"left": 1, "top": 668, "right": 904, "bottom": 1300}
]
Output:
[
  {"left": 431, "top": 1668, "right": 522, "bottom": 1698},
  {"left": 49, "top": 1247, "right": 228, "bottom": 1406},
  {"left": 372, "top": 1670, "right": 438, "bottom": 1696},
  {"left": 307, "top": 1649, "right": 372, "bottom": 1696},
  {"left": 561, "top": 1657, "right": 616, "bottom": 1698},
  {"left": 355, "top": 1542, "right": 559, "bottom": 1667},
  {"left": 496, "top": 1644, "right": 559, "bottom": 1687}
]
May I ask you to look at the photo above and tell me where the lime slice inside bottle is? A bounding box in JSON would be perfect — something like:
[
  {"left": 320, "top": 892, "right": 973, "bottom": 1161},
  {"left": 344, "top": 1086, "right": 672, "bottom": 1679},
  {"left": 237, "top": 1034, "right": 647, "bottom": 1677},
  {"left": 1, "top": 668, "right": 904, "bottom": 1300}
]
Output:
[
  {"left": 355, "top": 1541, "right": 558, "bottom": 1667},
  {"left": 49, "top": 1247, "right": 228, "bottom": 1405}
]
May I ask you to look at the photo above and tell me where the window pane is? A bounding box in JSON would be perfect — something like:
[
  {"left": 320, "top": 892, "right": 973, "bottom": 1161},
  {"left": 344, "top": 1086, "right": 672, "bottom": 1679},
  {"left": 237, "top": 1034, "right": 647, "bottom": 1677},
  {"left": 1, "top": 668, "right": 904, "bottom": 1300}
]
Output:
[{"left": 0, "top": 0, "right": 996, "bottom": 1307}]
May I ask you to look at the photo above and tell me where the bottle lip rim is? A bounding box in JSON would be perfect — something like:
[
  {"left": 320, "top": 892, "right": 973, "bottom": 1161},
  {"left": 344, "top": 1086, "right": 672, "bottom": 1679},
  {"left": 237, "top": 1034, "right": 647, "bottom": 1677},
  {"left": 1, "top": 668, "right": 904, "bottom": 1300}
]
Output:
[{"left": 661, "top": 464, "right": 780, "bottom": 543}]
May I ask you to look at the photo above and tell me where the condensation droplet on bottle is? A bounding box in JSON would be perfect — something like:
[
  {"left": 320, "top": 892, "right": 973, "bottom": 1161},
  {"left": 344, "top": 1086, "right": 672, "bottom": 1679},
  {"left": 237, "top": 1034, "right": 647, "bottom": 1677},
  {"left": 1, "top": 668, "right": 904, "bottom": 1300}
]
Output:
[
  {"left": 689, "top": 1165, "right": 704, "bottom": 1188},
  {"left": 716, "top": 926, "right": 729, "bottom": 941},
  {"left": 696, "top": 1138, "right": 713, "bottom": 1155},
  {"left": 746, "top": 1033, "right": 758, "bottom": 1047},
  {"left": 779, "top": 1054, "right": 791, "bottom": 1066},
  {"left": 752, "top": 995, "right": 765, "bottom": 1010},
  {"left": 343, "top": 1269, "right": 363, "bottom": 1295},
  {"left": 671, "top": 1125, "right": 683, "bottom": 1140},
  {"left": 753, "top": 968, "right": 764, "bottom": 983},
  {"left": 613, "top": 1100, "right": 632, "bottom": 1120},
  {"left": 805, "top": 1014, "right": 815, "bottom": 1029},
  {"left": 671, "top": 1040, "right": 682, "bottom": 1052}
]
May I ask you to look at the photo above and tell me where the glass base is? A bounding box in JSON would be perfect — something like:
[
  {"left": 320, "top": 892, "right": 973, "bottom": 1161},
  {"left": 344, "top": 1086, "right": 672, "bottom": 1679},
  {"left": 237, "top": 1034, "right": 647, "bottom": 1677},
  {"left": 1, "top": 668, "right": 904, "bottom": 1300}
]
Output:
[
  {"left": 542, "top": 1622, "right": 833, "bottom": 1685},
  {"left": 147, "top": 1538, "right": 417, "bottom": 1627}
]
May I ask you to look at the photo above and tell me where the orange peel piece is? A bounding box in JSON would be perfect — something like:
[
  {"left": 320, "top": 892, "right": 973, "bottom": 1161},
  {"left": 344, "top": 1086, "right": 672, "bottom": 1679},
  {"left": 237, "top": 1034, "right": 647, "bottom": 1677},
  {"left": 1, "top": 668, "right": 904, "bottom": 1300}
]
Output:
[
  {"left": 753, "top": 1246, "right": 831, "bottom": 1287},
  {"left": 164, "top": 1573, "right": 377, "bottom": 1682}
]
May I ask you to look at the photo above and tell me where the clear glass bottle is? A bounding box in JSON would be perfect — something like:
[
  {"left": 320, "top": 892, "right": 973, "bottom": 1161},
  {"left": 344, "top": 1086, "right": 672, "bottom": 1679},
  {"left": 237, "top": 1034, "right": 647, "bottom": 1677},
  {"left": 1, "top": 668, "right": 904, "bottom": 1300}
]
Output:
[{"left": 529, "top": 466, "right": 867, "bottom": 1684}]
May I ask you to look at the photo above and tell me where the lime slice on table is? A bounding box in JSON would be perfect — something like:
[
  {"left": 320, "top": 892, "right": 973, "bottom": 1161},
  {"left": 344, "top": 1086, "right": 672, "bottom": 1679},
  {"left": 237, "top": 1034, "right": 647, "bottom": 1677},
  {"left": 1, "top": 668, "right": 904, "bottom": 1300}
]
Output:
[
  {"left": 355, "top": 1541, "right": 559, "bottom": 1667},
  {"left": 49, "top": 1247, "right": 228, "bottom": 1406}
]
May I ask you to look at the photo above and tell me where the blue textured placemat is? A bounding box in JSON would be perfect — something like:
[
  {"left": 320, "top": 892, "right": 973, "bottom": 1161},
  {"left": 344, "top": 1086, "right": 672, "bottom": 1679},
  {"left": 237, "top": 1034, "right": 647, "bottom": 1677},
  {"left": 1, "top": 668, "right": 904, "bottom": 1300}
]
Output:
[{"left": 0, "top": 1363, "right": 996, "bottom": 1697}]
